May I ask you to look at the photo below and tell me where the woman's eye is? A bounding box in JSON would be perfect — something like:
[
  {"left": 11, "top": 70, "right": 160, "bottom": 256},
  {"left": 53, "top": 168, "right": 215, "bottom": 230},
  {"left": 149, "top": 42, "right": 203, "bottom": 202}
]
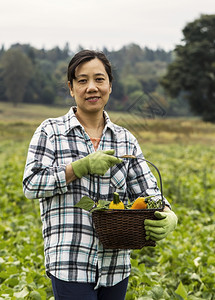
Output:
[
  {"left": 78, "top": 79, "right": 87, "bottom": 83},
  {"left": 96, "top": 77, "right": 105, "bottom": 82}
]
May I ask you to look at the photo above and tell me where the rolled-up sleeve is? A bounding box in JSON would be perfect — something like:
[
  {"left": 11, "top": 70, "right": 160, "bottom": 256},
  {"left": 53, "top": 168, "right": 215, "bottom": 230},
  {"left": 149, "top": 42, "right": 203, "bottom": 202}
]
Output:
[{"left": 23, "top": 125, "right": 67, "bottom": 199}]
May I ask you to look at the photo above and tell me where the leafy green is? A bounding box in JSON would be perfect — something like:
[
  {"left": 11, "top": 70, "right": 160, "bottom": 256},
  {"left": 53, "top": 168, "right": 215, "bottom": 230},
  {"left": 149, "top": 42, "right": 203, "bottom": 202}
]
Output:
[
  {"left": 14, "top": 287, "right": 29, "bottom": 298},
  {"left": 74, "top": 196, "right": 95, "bottom": 211},
  {"left": 1, "top": 132, "right": 215, "bottom": 299},
  {"left": 74, "top": 197, "right": 111, "bottom": 212},
  {"left": 90, "top": 200, "right": 111, "bottom": 212},
  {"left": 145, "top": 198, "right": 163, "bottom": 209},
  {"left": 175, "top": 281, "right": 188, "bottom": 299}
]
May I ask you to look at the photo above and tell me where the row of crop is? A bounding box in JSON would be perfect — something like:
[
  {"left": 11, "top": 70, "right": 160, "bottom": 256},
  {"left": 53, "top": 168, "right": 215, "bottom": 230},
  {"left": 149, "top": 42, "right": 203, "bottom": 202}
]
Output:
[
  {"left": 127, "top": 143, "right": 215, "bottom": 299},
  {"left": 0, "top": 141, "right": 53, "bottom": 299},
  {"left": 0, "top": 140, "right": 215, "bottom": 299}
]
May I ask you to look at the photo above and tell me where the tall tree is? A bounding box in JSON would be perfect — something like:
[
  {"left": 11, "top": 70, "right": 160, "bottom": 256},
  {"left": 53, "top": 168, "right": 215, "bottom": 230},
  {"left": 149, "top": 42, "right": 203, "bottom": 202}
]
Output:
[
  {"left": 160, "top": 14, "right": 215, "bottom": 122},
  {"left": 2, "top": 49, "right": 33, "bottom": 105}
]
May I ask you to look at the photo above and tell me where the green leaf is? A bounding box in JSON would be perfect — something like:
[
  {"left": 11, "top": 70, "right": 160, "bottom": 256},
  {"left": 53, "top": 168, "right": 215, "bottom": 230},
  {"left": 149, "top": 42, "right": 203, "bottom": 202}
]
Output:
[
  {"left": 0, "top": 271, "right": 8, "bottom": 279},
  {"left": 138, "top": 297, "right": 154, "bottom": 300},
  {"left": 175, "top": 281, "right": 187, "bottom": 299},
  {"left": 74, "top": 196, "right": 95, "bottom": 211},
  {"left": 190, "top": 273, "right": 202, "bottom": 283},
  {"left": 29, "top": 291, "right": 42, "bottom": 300},
  {"left": 97, "top": 199, "right": 111, "bottom": 208},
  {"left": 207, "top": 256, "right": 215, "bottom": 265},
  {"left": 91, "top": 200, "right": 111, "bottom": 212},
  {"left": 151, "top": 285, "right": 164, "bottom": 299},
  {"left": 0, "top": 257, "right": 5, "bottom": 264},
  {"left": 13, "top": 287, "right": 29, "bottom": 298},
  {"left": 4, "top": 276, "right": 19, "bottom": 287}
]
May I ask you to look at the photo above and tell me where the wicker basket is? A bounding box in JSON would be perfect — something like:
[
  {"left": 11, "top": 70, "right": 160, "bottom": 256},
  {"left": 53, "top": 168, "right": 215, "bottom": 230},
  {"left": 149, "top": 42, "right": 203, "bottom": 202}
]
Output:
[{"left": 92, "top": 158, "right": 165, "bottom": 249}]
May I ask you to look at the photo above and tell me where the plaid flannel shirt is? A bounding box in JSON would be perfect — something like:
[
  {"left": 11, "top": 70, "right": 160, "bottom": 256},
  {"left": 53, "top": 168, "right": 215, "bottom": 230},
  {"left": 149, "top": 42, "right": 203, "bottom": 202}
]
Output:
[{"left": 23, "top": 107, "right": 169, "bottom": 289}]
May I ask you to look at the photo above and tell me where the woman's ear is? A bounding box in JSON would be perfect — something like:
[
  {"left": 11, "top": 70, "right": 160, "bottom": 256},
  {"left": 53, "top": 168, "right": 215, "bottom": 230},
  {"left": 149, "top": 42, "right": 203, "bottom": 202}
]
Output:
[
  {"left": 109, "top": 84, "right": 112, "bottom": 94},
  {"left": 68, "top": 81, "right": 74, "bottom": 97}
]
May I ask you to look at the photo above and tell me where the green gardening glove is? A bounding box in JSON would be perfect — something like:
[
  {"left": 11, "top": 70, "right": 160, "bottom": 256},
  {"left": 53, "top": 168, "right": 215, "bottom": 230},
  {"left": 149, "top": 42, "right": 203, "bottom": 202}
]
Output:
[
  {"left": 144, "top": 210, "right": 178, "bottom": 241},
  {"left": 71, "top": 149, "right": 122, "bottom": 178}
]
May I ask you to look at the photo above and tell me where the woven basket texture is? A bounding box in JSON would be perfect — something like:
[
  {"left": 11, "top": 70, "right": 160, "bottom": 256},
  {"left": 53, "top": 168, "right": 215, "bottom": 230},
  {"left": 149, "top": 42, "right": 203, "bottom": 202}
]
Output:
[
  {"left": 92, "top": 208, "right": 162, "bottom": 249},
  {"left": 92, "top": 158, "right": 164, "bottom": 249}
]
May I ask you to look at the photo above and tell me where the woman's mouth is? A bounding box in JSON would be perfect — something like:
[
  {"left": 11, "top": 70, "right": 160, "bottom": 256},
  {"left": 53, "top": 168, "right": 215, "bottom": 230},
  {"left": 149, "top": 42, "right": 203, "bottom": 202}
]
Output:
[{"left": 86, "top": 96, "right": 100, "bottom": 102}]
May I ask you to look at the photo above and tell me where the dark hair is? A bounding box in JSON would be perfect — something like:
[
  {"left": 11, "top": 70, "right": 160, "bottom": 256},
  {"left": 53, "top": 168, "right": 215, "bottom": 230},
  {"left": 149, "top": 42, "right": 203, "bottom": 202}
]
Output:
[{"left": 67, "top": 50, "right": 113, "bottom": 86}]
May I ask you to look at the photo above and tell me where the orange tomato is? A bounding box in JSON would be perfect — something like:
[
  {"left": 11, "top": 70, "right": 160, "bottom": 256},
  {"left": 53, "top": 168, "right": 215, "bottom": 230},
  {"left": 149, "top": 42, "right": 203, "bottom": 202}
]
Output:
[{"left": 131, "top": 197, "right": 147, "bottom": 209}]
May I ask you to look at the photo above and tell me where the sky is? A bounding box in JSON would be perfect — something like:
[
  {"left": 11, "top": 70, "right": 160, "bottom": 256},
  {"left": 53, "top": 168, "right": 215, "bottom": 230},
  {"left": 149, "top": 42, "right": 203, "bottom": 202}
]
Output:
[{"left": 1, "top": 0, "right": 215, "bottom": 52}]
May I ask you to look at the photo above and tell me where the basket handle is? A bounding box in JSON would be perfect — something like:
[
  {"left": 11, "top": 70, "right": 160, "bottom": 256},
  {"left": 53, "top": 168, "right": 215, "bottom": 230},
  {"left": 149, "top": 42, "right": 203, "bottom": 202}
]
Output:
[
  {"left": 140, "top": 158, "right": 164, "bottom": 204},
  {"left": 96, "top": 174, "right": 100, "bottom": 203},
  {"left": 95, "top": 158, "right": 164, "bottom": 207}
]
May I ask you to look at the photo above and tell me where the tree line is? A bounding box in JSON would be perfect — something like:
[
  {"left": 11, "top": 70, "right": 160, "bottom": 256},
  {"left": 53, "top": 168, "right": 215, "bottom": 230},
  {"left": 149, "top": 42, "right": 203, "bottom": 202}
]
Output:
[
  {"left": 0, "top": 43, "right": 175, "bottom": 109},
  {"left": 0, "top": 14, "right": 215, "bottom": 121}
]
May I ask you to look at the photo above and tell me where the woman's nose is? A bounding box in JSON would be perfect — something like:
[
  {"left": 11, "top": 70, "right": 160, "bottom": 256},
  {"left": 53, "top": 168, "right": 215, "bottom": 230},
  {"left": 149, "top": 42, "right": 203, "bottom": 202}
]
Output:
[{"left": 87, "top": 80, "right": 98, "bottom": 92}]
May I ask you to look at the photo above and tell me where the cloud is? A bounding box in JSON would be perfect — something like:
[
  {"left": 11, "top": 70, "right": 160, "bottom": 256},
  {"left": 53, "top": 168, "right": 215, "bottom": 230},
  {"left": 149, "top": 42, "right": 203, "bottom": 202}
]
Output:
[{"left": 1, "top": 0, "right": 215, "bottom": 50}]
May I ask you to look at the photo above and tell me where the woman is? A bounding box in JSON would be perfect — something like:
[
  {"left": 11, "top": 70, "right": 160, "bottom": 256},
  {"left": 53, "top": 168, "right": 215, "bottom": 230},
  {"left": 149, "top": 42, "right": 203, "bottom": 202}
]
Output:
[{"left": 23, "top": 50, "right": 177, "bottom": 300}]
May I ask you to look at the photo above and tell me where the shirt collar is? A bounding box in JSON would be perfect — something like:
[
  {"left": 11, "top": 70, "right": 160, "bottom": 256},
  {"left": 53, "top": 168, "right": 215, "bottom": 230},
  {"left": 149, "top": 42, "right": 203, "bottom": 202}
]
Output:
[
  {"left": 103, "top": 110, "right": 116, "bottom": 135},
  {"left": 64, "top": 106, "right": 117, "bottom": 136},
  {"left": 64, "top": 107, "right": 82, "bottom": 135}
]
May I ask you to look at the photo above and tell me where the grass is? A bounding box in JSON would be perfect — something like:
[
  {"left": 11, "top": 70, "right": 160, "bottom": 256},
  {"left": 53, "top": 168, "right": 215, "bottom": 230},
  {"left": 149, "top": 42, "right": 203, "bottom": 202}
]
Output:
[
  {"left": 1, "top": 102, "right": 215, "bottom": 145},
  {"left": 0, "top": 102, "right": 70, "bottom": 122},
  {"left": 0, "top": 102, "right": 70, "bottom": 142}
]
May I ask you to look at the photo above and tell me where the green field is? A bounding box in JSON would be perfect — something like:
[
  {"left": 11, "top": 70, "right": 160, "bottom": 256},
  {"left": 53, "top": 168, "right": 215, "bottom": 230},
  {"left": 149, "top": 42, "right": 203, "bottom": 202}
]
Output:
[{"left": 0, "top": 103, "right": 215, "bottom": 299}]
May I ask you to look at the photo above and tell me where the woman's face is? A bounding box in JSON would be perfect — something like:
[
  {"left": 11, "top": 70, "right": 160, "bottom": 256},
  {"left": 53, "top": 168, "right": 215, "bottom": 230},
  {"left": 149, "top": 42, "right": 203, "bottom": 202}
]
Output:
[{"left": 68, "top": 58, "right": 112, "bottom": 114}]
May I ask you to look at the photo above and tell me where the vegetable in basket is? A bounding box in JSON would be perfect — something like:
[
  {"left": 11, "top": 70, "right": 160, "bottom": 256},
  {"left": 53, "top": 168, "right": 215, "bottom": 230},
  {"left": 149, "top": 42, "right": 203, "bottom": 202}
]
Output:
[
  {"left": 109, "top": 192, "right": 125, "bottom": 209},
  {"left": 74, "top": 194, "right": 163, "bottom": 211},
  {"left": 130, "top": 197, "right": 147, "bottom": 209}
]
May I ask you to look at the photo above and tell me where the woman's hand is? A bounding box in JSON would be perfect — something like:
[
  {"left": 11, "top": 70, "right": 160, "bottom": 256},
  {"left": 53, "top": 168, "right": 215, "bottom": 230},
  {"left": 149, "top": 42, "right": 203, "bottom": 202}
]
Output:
[
  {"left": 144, "top": 208, "right": 178, "bottom": 241},
  {"left": 71, "top": 149, "right": 122, "bottom": 178}
]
